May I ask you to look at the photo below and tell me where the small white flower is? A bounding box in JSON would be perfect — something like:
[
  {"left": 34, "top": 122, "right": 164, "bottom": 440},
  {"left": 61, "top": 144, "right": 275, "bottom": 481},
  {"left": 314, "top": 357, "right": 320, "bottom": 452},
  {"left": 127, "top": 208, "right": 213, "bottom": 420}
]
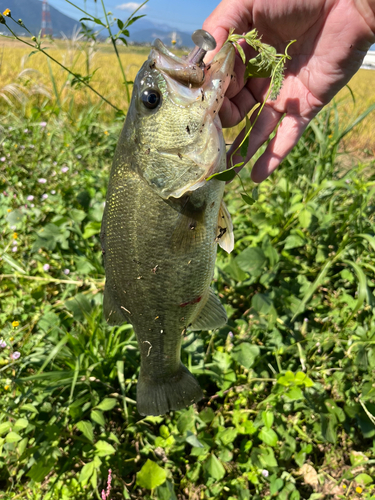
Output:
[
  {"left": 40, "top": 121, "right": 47, "bottom": 127},
  {"left": 0, "top": 157, "right": 5, "bottom": 162},
  {"left": 11, "top": 225, "right": 16, "bottom": 230},
  {"left": 38, "top": 178, "right": 47, "bottom": 184},
  {"left": 261, "top": 469, "right": 269, "bottom": 478},
  {"left": 12, "top": 246, "right": 17, "bottom": 252},
  {"left": 27, "top": 195, "right": 34, "bottom": 201},
  {"left": 63, "top": 268, "right": 70, "bottom": 275},
  {"left": 51, "top": 190, "right": 56, "bottom": 195},
  {"left": 61, "top": 166, "right": 69, "bottom": 173},
  {"left": 0, "top": 340, "right": 6, "bottom": 348},
  {"left": 43, "top": 264, "right": 50, "bottom": 271},
  {"left": 42, "top": 194, "right": 48, "bottom": 200},
  {"left": 31, "top": 203, "right": 35, "bottom": 208},
  {"left": 11, "top": 351, "right": 21, "bottom": 360}
]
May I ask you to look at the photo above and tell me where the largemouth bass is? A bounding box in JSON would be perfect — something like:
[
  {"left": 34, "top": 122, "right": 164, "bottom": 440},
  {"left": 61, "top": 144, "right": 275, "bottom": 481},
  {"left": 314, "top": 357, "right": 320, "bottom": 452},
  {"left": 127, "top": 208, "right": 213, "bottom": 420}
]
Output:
[{"left": 101, "top": 35, "right": 235, "bottom": 416}]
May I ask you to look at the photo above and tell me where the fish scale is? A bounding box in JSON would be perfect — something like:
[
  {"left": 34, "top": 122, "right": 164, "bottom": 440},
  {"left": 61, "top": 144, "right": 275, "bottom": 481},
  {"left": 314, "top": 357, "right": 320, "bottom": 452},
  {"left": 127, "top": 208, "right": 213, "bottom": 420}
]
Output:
[{"left": 101, "top": 38, "right": 235, "bottom": 415}]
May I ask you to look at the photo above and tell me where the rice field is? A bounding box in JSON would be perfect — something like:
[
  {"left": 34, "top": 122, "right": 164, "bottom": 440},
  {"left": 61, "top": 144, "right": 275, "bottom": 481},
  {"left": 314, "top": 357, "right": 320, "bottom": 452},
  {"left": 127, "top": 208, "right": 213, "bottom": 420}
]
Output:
[{"left": 1, "top": 36, "right": 375, "bottom": 151}]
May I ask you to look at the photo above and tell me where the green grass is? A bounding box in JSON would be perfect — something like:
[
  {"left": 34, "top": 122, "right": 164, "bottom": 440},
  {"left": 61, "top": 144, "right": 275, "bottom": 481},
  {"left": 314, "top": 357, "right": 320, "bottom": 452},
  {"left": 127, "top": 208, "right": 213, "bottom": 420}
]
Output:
[{"left": 0, "top": 95, "right": 375, "bottom": 500}]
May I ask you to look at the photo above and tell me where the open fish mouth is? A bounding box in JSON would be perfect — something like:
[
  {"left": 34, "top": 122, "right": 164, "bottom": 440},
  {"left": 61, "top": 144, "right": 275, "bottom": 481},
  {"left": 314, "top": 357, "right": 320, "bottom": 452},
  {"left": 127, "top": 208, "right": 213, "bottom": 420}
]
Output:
[{"left": 149, "top": 38, "right": 235, "bottom": 98}]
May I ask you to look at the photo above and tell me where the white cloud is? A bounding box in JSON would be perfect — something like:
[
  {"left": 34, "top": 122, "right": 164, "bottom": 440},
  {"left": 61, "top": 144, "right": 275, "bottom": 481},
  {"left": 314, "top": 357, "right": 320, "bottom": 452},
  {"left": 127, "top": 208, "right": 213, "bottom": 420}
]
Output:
[{"left": 115, "top": 2, "right": 147, "bottom": 10}]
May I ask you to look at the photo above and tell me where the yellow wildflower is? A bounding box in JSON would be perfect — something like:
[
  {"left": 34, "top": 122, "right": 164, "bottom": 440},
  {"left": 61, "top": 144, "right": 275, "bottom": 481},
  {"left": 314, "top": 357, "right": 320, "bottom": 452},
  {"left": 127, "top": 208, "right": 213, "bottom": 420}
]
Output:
[
  {"left": 343, "top": 484, "right": 347, "bottom": 489},
  {"left": 12, "top": 321, "right": 19, "bottom": 328},
  {"left": 104, "top": 130, "right": 109, "bottom": 135},
  {"left": 13, "top": 232, "right": 18, "bottom": 239},
  {"left": 7, "top": 209, "right": 11, "bottom": 213},
  {"left": 14, "top": 144, "right": 17, "bottom": 148},
  {"left": 3, "top": 9, "right": 11, "bottom": 16},
  {"left": 9, "top": 337, "right": 14, "bottom": 341},
  {"left": 356, "top": 486, "right": 363, "bottom": 494},
  {"left": 4, "top": 385, "right": 9, "bottom": 390}
]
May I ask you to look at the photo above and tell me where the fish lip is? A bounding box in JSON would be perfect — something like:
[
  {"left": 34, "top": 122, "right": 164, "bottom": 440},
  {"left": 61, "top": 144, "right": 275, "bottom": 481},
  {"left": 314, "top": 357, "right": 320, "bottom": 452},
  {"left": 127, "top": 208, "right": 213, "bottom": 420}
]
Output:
[{"left": 150, "top": 38, "right": 235, "bottom": 90}]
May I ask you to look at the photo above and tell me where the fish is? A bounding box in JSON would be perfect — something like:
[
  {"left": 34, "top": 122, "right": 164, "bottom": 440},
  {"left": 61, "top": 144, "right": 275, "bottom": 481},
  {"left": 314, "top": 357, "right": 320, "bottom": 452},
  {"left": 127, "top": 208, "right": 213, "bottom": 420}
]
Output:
[{"left": 100, "top": 36, "right": 235, "bottom": 416}]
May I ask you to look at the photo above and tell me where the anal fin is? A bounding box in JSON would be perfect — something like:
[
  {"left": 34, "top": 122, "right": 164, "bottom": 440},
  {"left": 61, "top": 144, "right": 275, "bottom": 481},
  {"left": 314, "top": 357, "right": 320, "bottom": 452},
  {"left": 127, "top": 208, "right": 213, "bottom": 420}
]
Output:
[
  {"left": 189, "top": 288, "right": 227, "bottom": 331},
  {"left": 216, "top": 200, "right": 234, "bottom": 253},
  {"left": 103, "top": 286, "right": 128, "bottom": 325}
]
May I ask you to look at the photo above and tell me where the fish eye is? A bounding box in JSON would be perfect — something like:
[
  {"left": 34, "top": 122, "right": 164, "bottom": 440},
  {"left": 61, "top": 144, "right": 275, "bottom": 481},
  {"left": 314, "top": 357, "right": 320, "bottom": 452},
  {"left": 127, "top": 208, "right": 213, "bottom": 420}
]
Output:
[{"left": 141, "top": 89, "right": 161, "bottom": 109}]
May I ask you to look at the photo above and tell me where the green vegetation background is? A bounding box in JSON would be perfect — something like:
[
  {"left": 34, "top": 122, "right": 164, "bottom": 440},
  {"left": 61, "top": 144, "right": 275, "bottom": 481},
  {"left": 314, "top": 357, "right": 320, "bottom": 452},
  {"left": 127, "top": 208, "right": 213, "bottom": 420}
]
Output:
[{"left": 1, "top": 21, "right": 375, "bottom": 500}]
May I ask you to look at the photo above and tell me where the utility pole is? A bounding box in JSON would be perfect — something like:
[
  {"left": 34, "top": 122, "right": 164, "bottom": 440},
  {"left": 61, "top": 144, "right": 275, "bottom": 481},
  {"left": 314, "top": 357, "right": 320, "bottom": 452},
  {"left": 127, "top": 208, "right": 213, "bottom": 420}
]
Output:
[{"left": 41, "top": 0, "right": 53, "bottom": 37}]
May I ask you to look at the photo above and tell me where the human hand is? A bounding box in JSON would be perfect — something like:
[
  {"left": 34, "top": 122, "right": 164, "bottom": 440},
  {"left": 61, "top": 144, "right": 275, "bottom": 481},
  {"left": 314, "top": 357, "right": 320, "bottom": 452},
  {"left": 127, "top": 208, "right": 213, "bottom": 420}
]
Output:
[{"left": 203, "top": 0, "right": 375, "bottom": 182}]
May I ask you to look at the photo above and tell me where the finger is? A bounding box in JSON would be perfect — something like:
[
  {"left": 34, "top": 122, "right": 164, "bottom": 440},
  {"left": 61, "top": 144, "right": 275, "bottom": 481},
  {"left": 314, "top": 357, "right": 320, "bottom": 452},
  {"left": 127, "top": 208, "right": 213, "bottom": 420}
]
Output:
[
  {"left": 203, "top": 0, "right": 254, "bottom": 55},
  {"left": 220, "top": 85, "right": 258, "bottom": 128},
  {"left": 226, "top": 104, "right": 283, "bottom": 169},
  {"left": 251, "top": 114, "right": 311, "bottom": 183}
]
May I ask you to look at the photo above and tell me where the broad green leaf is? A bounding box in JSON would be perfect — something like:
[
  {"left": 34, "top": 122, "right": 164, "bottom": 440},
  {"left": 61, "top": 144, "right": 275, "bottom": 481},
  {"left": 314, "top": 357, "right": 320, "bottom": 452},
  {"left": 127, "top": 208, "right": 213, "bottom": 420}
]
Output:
[
  {"left": 27, "top": 459, "right": 55, "bottom": 482},
  {"left": 270, "top": 477, "right": 284, "bottom": 495},
  {"left": 258, "top": 428, "right": 278, "bottom": 447},
  {"left": 199, "top": 407, "right": 215, "bottom": 424},
  {"left": 216, "top": 427, "right": 237, "bottom": 445},
  {"left": 355, "top": 473, "right": 373, "bottom": 485},
  {"left": 79, "top": 461, "right": 95, "bottom": 484},
  {"left": 203, "top": 453, "right": 225, "bottom": 480},
  {"left": 96, "top": 398, "right": 117, "bottom": 411},
  {"left": 324, "top": 399, "right": 345, "bottom": 423},
  {"left": 262, "top": 411, "right": 274, "bottom": 429},
  {"left": 20, "top": 404, "right": 38, "bottom": 413},
  {"left": 94, "top": 440, "right": 116, "bottom": 457},
  {"left": 350, "top": 450, "right": 368, "bottom": 466},
  {"left": 83, "top": 221, "right": 101, "bottom": 239},
  {"left": 298, "top": 209, "right": 312, "bottom": 228},
  {"left": 14, "top": 418, "right": 28, "bottom": 432},
  {"left": 0, "top": 422, "right": 12, "bottom": 436},
  {"left": 136, "top": 459, "right": 167, "bottom": 490},
  {"left": 156, "top": 479, "right": 178, "bottom": 500},
  {"left": 241, "top": 193, "right": 255, "bottom": 205},
  {"left": 186, "top": 431, "right": 204, "bottom": 448},
  {"left": 285, "top": 387, "right": 303, "bottom": 401},
  {"left": 231, "top": 343, "right": 260, "bottom": 369},
  {"left": 91, "top": 410, "right": 105, "bottom": 426},
  {"left": 76, "top": 420, "right": 94, "bottom": 443},
  {"left": 277, "top": 371, "right": 295, "bottom": 387},
  {"left": 235, "top": 247, "right": 267, "bottom": 277},
  {"left": 294, "top": 372, "right": 314, "bottom": 387},
  {"left": 321, "top": 414, "right": 337, "bottom": 444},
  {"left": 206, "top": 166, "right": 239, "bottom": 182},
  {"left": 251, "top": 293, "right": 272, "bottom": 314},
  {"left": 177, "top": 407, "right": 195, "bottom": 433},
  {"left": 6, "top": 432, "right": 22, "bottom": 443},
  {"left": 284, "top": 234, "right": 305, "bottom": 250}
]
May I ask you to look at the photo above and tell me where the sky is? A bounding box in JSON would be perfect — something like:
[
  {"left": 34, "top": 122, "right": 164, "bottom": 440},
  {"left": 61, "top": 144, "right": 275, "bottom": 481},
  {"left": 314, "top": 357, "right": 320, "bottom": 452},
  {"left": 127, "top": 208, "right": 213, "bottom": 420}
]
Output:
[{"left": 49, "top": 0, "right": 221, "bottom": 32}]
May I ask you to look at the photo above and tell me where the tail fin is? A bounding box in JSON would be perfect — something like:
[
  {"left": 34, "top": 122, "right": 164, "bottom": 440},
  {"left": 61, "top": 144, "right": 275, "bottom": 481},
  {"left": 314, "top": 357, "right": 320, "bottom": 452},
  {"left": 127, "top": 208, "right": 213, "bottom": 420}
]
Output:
[{"left": 137, "top": 364, "right": 203, "bottom": 416}]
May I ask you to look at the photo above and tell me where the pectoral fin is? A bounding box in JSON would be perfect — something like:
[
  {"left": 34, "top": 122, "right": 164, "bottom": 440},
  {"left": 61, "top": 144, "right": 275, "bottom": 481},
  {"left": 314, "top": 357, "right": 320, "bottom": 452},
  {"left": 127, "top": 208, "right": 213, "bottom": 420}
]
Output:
[
  {"left": 216, "top": 200, "right": 234, "bottom": 253},
  {"left": 189, "top": 288, "right": 227, "bottom": 331}
]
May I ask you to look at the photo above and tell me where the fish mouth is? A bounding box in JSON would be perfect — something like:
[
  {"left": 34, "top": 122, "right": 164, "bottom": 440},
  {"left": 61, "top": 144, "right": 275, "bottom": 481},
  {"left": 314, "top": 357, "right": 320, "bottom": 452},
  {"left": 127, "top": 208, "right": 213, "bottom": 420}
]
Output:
[{"left": 150, "top": 38, "right": 235, "bottom": 94}]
